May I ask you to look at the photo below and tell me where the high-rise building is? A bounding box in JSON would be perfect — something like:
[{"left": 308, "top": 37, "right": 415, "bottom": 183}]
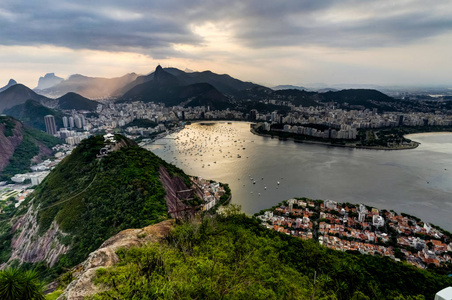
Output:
[
  {"left": 249, "top": 109, "right": 258, "bottom": 121},
  {"left": 69, "top": 116, "right": 74, "bottom": 128},
  {"left": 80, "top": 114, "right": 86, "bottom": 126},
  {"left": 62, "top": 116, "right": 68, "bottom": 128},
  {"left": 398, "top": 115, "right": 404, "bottom": 126},
  {"left": 44, "top": 115, "right": 57, "bottom": 135},
  {"left": 74, "top": 115, "right": 82, "bottom": 128},
  {"left": 271, "top": 111, "right": 278, "bottom": 122}
]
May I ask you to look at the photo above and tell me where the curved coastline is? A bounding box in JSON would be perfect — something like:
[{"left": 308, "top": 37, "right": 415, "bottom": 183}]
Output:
[
  {"left": 405, "top": 131, "right": 452, "bottom": 139},
  {"left": 146, "top": 120, "right": 452, "bottom": 151},
  {"left": 250, "top": 126, "right": 420, "bottom": 151}
]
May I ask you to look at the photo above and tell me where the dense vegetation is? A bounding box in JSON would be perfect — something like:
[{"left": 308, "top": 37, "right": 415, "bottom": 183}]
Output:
[
  {"left": 0, "top": 116, "right": 16, "bottom": 137},
  {"left": 17, "top": 135, "right": 191, "bottom": 269},
  {"left": 358, "top": 125, "right": 452, "bottom": 147},
  {"left": 1, "top": 135, "right": 39, "bottom": 180},
  {"left": 4, "top": 100, "right": 65, "bottom": 131},
  {"left": 90, "top": 208, "right": 452, "bottom": 300}
]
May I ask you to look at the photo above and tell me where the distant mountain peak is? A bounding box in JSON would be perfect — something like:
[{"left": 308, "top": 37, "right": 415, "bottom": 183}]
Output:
[
  {"left": 36, "top": 73, "right": 64, "bottom": 90},
  {"left": 153, "top": 65, "right": 179, "bottom": 86},
  {"left": 0, "top": 79, "right": 17, "bottom": 92}
]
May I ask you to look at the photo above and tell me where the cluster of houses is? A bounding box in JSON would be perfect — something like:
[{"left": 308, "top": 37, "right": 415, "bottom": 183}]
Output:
[
  {"left": 190, "top": 177, "right": 226, "bottom": 211},
  {"left": 257, "top": 198, "right": 452, "bottom": 269}
]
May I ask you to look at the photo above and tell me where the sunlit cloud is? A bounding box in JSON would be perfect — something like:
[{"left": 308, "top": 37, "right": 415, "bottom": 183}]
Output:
[{"left": 1, "top": 0, "right": 452, "bottom": 88}]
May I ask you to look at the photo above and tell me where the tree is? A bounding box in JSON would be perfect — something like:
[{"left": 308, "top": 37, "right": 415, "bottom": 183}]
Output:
[{"left": 0, "top": 268, "right": 45, "bottom": 300}]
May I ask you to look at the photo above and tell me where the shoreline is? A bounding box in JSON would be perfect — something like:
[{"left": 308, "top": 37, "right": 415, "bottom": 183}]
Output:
[
  {"left": 250, "top": 127, "right": 420, "bottom": 151},
  {"left": 145, "top": 120, "right": 452, "bottom": 151},
  {"left": 405, "top": 132, "right": 452, "bottom": 139}
]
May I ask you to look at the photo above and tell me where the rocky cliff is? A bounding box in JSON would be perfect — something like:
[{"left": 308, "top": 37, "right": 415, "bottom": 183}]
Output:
[
  {"left": 57, "top": 220, "right": 174, "bottom": 300},
  {"left": 7, "top": 205, "right": 69, "bottom": 267}
]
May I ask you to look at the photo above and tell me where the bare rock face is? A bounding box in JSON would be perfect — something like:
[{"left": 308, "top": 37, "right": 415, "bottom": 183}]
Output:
[
  {"left": 7, "top": 205, "right": 69, "bottom": 267},
  {"left": 0, "top": 119, "right": 23, "bottom": 171},
  {"left": 57, "top": 219, "right": 174, "bottom": 300}
]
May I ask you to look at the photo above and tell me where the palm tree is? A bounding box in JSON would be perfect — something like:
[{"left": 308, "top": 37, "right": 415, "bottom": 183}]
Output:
[{"left": 0, "top": 268, "right": 45, "bottom": 300}]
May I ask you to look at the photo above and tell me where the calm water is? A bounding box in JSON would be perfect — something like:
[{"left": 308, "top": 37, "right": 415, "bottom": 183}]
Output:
[{"left": 145, "top": 122, "right": 452, "bottom": 231}]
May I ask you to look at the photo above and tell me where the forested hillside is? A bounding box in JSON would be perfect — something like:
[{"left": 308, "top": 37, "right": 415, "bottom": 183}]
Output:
[
  {"left": 0, "top": 134, "right": 194, "bottom": 276},
  {"left": 87, "top": 209, "right": 452, "bottom": 300}
]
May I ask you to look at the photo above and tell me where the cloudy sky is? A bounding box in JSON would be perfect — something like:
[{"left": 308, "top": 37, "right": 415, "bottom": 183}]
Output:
[{"left": 1, "top": 0, "right": 452, "bottom": 88}]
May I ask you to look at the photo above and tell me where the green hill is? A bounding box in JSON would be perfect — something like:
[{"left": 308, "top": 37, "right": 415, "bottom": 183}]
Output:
[
  {"left": 4, "top": 99, "right": 65, "bottom": 131},
  {"left": 0, "top": 116, "right": 60, "bottom": 180},
  {"left": 90, "top": 210, "right": 452, "bottom": 300},
  {"left": 0, "top": 84, "right": 51, "bottom": 113},
  {"left": 320, "top": 89, "right": 396, "bottom": 109},
  {"left": 57, "top": 92, "right": 99, "bottom": 111},
  {"left": 0, "top": 134, "right": 195, "bottom": 273}
]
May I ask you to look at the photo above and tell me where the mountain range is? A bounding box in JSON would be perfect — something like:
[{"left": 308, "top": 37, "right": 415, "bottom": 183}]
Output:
[
  {"left": 34, "top": 73, "right": 139, "bottom": 99},
  {"left": 0, "top": 66, "right": 402, "bottom": 134},
  {"left": 119, "top": 65, "right": 232, "bottom": 110},
  {"left": 36, "top": 73, "right": 64, "bottom": 90}
]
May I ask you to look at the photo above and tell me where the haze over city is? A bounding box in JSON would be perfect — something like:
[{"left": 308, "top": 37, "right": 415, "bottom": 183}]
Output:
[{"left": 1, "top": 0, "right": 452, "bottom": 88}]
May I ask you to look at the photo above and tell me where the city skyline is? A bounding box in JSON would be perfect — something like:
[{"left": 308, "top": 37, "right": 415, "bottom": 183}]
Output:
[{"left": 1, "top": 1, "right": 452, "bottom": 88}]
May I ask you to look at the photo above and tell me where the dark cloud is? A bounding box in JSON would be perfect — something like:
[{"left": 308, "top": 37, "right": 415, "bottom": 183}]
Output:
[{"left": 0, "top": 0, "right": 451, "bottom": 56}]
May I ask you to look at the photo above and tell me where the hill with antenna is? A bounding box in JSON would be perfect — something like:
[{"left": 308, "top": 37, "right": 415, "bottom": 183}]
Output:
[{"left": 0, "top": 134, "right": 198, "bottom": 270}]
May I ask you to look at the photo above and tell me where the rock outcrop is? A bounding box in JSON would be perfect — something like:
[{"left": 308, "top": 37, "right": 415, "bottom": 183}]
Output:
[
  {"left": 57, "top": 219, "right": 174, "bottom": 300},
  {"left": 8, "top": 205, "right": 69, "bottom": 267},
  {"left": 0, "top": 79, "right": 17, "bottom": 93},
  {"left": 36, "top": 73, "right": 64, "bottom": 90}
]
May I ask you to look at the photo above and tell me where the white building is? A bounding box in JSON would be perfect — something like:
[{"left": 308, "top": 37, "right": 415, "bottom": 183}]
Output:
[
  {"left": 435, "top": 287, "right": 452, "bottom": 300},
  {"left": 325, "top": 200, "right": 337, "bottom": 210},
  {"left": 372, "top": 215, "right": 385, "bottom": 228}
]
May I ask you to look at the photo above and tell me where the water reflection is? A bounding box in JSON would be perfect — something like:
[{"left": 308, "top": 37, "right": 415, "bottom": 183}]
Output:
[{"left": 145, "top": 122, "right": 452, "bottom": 231}]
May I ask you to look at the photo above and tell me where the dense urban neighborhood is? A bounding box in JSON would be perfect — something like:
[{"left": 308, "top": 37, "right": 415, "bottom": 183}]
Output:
[{"left": 257, "top": 198, "right": 452, "bottom": 270}]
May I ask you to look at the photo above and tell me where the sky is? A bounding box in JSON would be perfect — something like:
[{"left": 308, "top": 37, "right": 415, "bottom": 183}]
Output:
[{"left": 1, "top": 0, "right": 452, "bottom": 89}]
